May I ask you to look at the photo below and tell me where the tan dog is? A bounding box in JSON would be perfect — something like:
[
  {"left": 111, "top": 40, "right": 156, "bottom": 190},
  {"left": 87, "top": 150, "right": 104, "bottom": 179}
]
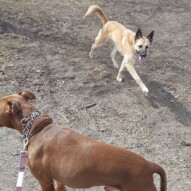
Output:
[
  {"left": 0, "top": 91, "right": 166, "bottom": 191},
  {"left": 83, "top": 5, "right": 154, "bottom": 94}
]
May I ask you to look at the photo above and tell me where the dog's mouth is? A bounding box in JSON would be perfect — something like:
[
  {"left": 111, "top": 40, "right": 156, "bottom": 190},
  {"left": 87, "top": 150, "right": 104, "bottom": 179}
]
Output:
[
  {"left": 138, "top": 55, "right": 145, "bottom": 64},
  {"left": 137, "top": 52, "right": 146, "bottom": 64}
]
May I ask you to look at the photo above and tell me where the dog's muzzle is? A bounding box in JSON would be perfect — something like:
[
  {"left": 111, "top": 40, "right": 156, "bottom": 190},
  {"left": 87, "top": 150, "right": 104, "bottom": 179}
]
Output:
[{"left": 137, "top": 52, "right": 146, "bottom": 64}]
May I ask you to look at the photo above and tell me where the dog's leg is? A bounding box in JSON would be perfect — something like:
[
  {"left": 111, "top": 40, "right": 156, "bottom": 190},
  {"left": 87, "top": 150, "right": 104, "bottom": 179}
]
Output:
[
  {"left": 125, "top": 63, "right": 149, "bottom": 94},
  {"left": 149, "top": 184, "right": 157, "bottom": 191},
  {"left": 89, "top": 29, "right": 107, "bottom": 58},
  {"left": 54, "top": 181, "right": 66, "bottom": 191},
  {"left": 104, "top": 186, "right": 121, "bottom": 191},
  {"left": 27, "top": 163, "right": 55, "bottom": 191},
  {"left": 117, "top": 59, "right": 125, "bottom": 82},
  {"left": 110, "top": 47, "right": 119, "bottom": 68},
  {"left": 39, "top": 180, "right": 55, "bottom": 191}
]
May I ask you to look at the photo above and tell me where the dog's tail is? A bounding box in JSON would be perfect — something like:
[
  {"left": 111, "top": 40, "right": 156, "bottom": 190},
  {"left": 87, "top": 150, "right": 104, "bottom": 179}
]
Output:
[
  {"left": 150, "top": 162, "right": 167, "bottom": 191},
  {"left": 83, "top": 5, "right": 109, "bottom": 25}
]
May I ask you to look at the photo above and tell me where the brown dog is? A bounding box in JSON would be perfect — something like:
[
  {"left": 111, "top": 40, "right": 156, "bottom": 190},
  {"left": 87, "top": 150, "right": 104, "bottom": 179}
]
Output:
[
  {"left": 83, "top": 5, "right": 154, "bottom": 94},
  {"left": 0, "top": 91, "right": 166, "bottom": 191}
]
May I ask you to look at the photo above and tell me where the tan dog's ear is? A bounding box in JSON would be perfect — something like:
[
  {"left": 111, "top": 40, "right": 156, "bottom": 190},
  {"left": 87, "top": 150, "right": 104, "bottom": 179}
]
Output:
[
  {"left": 135, "top": 28, "right": 142, "bottom": 41},
  {"left": 147, "top": 31, "right": 154, "bottom": 43},
  {"left": 5, "top": 101, "right": 21, "bottom": 115},
  {"left": 18, "top": 91, "right": 36, "bottom": 101}
]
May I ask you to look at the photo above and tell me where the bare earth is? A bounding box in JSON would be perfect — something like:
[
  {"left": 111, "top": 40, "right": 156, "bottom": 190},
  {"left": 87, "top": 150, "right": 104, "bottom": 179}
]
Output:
[{"left": 0, "top": 0, "right": 191, "bottom": 191}]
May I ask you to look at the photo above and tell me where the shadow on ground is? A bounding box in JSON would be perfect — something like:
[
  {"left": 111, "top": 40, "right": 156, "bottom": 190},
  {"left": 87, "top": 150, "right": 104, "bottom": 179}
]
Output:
[{"left": 147, "top": 81, "right": 191, "bottom": 127}]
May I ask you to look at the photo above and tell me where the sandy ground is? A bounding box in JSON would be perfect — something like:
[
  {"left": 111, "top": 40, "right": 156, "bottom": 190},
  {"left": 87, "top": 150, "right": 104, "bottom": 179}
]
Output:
[{"left": 0, "top": 0, "right": 191, "bottom": 190}]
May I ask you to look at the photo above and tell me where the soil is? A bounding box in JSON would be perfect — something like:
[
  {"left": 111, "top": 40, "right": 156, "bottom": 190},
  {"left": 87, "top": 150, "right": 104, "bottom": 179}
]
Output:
[{"left": 0, "top": 0, "right": 191, "bottom": 191}]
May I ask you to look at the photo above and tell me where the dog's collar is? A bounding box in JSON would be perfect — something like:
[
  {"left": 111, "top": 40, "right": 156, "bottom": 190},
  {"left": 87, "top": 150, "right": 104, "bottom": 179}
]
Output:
[{"left": 21, "top": 111, "right": 53, "bottom": 150}]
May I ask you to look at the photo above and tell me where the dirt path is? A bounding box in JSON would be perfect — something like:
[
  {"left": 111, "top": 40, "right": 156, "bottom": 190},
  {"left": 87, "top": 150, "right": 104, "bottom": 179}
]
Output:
[{"left": 0, "top": 0, "right": 191, "bottom": 190}]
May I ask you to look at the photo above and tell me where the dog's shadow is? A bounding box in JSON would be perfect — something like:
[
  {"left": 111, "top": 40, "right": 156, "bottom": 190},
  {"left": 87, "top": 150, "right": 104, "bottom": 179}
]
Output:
[{"left": 146, "top": 81, "right": 191, "bottom": 127}]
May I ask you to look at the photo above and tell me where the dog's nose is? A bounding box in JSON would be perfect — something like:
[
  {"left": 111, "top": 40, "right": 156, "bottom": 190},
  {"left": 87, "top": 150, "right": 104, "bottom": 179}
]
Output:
[{"left": 141, "top": 53, "right": 146, "bottom": 57}]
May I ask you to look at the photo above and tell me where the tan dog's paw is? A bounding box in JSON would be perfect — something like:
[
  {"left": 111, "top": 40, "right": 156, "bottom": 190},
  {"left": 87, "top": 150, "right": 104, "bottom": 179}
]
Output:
[
  {"left": 113, "top": 63, "right": 119, "bottom": 68},
  {"left": 142, "top": 86, "right": 149, "bottom": 95},
  {"left": 117, "top": 76, "right": 123, "bottom": 82}
]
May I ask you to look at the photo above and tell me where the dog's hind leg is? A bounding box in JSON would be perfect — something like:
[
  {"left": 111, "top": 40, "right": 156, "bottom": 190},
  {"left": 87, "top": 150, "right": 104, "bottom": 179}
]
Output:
[
  {"left": 148, "top": 184, "right": 157, "bottom": 191},
  {"left": 89, "top": 29, "right": 107, "bottom": 58},
  {"left": 104, "top": 186, "right": 121, "bottom": 191},
  {"left": 110, "top": 47, "right": 119, "bottom": 68}
]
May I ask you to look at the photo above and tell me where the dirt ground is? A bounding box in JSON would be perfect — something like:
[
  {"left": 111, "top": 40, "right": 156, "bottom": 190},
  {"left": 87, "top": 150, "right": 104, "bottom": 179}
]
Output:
[{"left": 0, "top": 0, "right": 191, "bottom": 190}]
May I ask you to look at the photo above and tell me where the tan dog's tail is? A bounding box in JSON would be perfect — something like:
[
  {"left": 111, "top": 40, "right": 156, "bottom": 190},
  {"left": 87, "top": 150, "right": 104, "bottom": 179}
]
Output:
[
  {"left": 83, "top": 5, "right": 109, "bottom": 25},
  {"left": 151, "top": 162, "right": 167, "bottom": 191}
]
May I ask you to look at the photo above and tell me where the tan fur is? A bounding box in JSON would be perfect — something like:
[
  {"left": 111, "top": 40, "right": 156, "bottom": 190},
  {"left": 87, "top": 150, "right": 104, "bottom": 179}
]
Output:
[
  {"left": 83, "top": 5, "right": 108, "bottom": 25},
  {"left": 83, "top": 5, "right": 155, "bottom": 94},
  {"left": 0, "top": 91, "right": 167, "bottom": 191}
]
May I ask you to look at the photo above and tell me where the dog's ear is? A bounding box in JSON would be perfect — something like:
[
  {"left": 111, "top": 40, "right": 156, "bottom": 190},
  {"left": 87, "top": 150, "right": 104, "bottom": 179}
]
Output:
[
  {"left": 135, "top": 28, "right": 143, "bottom": 41},
  {"left": 147, "top": 31, "right": 154, "bottom": 43},
  {"left": 18, "top": 91, "right": 36, "bottom": 101},
  {"left": 5, "top": 101, "right": 21, "bottom": 115}
]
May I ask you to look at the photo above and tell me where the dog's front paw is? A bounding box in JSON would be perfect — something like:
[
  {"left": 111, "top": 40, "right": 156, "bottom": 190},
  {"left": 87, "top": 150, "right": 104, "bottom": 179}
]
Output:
[
  {"left": 117, "top": 76, "right": 123, "bottom": 82},
  {"left": 142, "top": 86, "right": 149, "bottom": 95},
  {"left": 113, "top": 63, "right": 119, "bottom": 68},
  {"left": 114, "top": 64, "right": 119, "bottom": 69}
]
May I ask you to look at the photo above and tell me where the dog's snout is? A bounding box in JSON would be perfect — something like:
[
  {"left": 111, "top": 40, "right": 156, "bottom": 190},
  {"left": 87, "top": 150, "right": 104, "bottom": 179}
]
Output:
[{"left": 140, "top": 52, "right": 146, "bottom": 57}]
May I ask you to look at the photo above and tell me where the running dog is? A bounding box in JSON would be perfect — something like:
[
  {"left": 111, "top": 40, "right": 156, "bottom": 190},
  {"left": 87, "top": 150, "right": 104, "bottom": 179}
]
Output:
[{"left": 83, "top": 5, "right": 154, "bottom": 94}]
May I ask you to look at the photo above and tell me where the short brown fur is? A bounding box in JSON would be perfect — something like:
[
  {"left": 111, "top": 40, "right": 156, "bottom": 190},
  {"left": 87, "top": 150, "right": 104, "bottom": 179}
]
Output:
[{"left": 0, "top": 91, "right": 166, "bottom": 191}]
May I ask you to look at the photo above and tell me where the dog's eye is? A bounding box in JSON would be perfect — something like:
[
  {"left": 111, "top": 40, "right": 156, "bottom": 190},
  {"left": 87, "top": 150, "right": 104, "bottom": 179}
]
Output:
[
  {"left": 146, "top": 46, "right": 149, "bottom": 49},
  {"left": 138, "top": 45, "right": 143, "bottom": 48}
]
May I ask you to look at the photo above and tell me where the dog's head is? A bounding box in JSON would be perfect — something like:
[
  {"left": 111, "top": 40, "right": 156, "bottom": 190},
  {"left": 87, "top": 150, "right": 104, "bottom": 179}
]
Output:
[
  {"left": 134, "top": 29, "right": 154, "bottom": 64},
  {"left": 0, "top": 91, "right": 36, "bottom": 132}
]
